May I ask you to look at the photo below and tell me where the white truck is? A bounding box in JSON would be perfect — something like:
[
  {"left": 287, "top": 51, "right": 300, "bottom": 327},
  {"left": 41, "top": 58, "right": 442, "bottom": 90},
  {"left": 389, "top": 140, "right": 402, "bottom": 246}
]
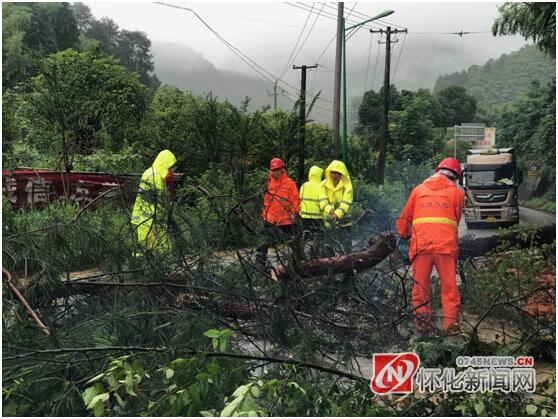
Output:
[{"left": 462, "top": 148, "right": 523, "bottom": 229}]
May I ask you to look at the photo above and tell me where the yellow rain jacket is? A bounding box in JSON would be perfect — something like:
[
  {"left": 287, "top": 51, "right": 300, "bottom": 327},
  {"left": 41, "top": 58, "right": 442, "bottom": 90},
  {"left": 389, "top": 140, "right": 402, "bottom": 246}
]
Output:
[
  {"left": 319, "top": 160, "right": 353, "bottom": 228},
  {"left": 299, "top": 166, "right": 324, "bottom": 219},
  {"left": 131, "top": 150, "right": 177, "bottom": 253}
]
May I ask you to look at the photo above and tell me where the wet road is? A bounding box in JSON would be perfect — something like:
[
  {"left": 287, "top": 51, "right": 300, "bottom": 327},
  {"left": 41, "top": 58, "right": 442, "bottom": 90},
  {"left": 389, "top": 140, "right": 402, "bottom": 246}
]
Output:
[{"left": 458, "top": 206, "right": 555, "bottom": 238}]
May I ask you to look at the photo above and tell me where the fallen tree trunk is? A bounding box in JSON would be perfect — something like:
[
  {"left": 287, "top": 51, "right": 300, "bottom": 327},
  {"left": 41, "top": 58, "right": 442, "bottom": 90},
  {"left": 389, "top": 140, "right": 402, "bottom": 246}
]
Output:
[
  {"left": 275, "top": 232, "right": 396, "bottom": 280},
  {"left": 275, "top": 223, "right": 556, "bottom": 280}
]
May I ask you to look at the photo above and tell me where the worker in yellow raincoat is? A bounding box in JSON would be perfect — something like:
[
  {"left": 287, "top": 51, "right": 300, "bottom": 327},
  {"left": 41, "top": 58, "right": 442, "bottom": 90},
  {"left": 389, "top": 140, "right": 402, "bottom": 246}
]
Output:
[
  {"left": 319, "top": 160, "right": 353, "bottom": 256},
  {"left": 131, "top": 150, "right": 177, "bottom": 254},
  {"left": 299, "top": 165, "right": 324, "bottom": 257}
]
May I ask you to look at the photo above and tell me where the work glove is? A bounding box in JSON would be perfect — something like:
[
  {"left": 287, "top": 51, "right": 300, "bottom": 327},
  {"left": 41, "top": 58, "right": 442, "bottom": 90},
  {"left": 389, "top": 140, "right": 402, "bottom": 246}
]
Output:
[{"left": 395, "top": 234, "right": 411, "bottom": 266}]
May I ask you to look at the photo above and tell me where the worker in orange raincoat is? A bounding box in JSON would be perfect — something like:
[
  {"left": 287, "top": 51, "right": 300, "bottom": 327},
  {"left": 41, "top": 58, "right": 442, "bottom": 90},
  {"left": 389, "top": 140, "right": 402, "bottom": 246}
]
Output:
[
  {"left": 396, "top": 158, "right": 464, "bottom": 336},
  {"left": 131, "top": 150, "right": 177, "bottom": 255},
  {"left": 257, "top": 158, "right": 301, "bottom": 271}
]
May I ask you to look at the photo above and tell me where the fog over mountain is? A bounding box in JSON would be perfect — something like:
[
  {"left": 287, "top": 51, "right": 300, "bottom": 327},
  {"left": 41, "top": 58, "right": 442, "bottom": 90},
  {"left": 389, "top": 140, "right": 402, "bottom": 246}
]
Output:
[
  {"left": 87, "top": 2, "right": 531, "bottom": 123},
  {"left": 152, "top": 41, "right": 273, "bottom": 109},
  {"left": 152, "top": 35, "right": 532, "bottom": 123}
]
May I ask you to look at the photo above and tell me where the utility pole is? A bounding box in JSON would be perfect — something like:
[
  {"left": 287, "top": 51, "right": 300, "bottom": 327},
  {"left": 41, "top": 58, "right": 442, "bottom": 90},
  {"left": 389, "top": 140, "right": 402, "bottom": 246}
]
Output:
[
  {"left": 266, "top": 79, "right": 288, "bottom": 111},
  {"left": 272, "top": 80, "right": 277, "bottom": 110},
  {"left": 370, "top": 26, "right": 407, "bottom": 186},
  {"left": 331, "top": 2, "right": 344, "bottom": 158},
  {"left": 293, "top": 64, "right": 318, "bottom": 187}
]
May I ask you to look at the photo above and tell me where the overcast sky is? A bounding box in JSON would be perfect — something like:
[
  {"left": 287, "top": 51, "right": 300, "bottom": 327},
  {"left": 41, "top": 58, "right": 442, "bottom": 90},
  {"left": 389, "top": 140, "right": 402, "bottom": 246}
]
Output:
[{"left": 86, "top": 1, "right": 529, "bottom": 119}]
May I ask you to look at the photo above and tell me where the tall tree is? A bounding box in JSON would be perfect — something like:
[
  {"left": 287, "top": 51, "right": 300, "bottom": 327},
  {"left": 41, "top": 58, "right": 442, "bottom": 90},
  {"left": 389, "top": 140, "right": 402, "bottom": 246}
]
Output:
[
  {"left": 435, "top": 86, "right": 477, "bottom": 127},
  {"left": 29, "top": 49, "right": 148, "bottom": 171},
  {"left": 492, "top": 2, "right": 556, "bottom": 57},
  {"left": 116, "top": 29, "right": 160, "bottom": 89},
  {"left": 2, "top": 2, "right": 79, "bottom": 89}
]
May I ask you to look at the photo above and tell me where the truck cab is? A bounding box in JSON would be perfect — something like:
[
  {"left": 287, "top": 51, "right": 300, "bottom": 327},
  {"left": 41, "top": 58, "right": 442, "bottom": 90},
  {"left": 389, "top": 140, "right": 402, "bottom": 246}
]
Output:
[{"left": 462, "top": 148, "right": 522, "bottom": 228}]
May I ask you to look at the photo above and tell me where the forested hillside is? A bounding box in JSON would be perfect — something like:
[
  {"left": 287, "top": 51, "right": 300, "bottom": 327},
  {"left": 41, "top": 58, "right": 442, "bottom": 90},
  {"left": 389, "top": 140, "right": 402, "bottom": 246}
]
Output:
[
  {"left": 152, "top": 41, "right": 278, "bottom": 110},
  {"left": 2, "top": 2, "right": 556, "bottom": 417},
  {"left": 434, "top": 45, "right": 555, "bottom": 106}
]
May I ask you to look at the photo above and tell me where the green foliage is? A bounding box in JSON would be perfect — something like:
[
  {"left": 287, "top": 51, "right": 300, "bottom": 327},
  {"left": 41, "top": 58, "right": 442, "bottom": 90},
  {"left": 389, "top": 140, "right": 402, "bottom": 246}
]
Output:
[
  {"left": 496, "top": 78, "right": 556, "bottom": 190},
  {"left": 356, "top": 85, "right": 473, "bottom": 176},
  {"left": 28, "top": 49, "right": 148, "bottom": 170},
  {"left": 434, "top": 45, "right": 555, "bottom": 107},
  {"left": 70, "top": 3, "right": 160, "bottom": 91},
  {"left": 492, "top": 3, "right": 556, "bottom": 57},
  {"left": 434, "top": 390, "right": 553, "bottom": 417},
  {"left": 523, "top": 192, "right": 556, "bottom": 213},
  {"left": 435, "top": 86, "right": 477, "bottom": 127},
  {"left": 3, "top": 199, "right": 136, "bottom": 277},
  {"left": 2, "top": 2, "right": 80, "bottom": 89}
]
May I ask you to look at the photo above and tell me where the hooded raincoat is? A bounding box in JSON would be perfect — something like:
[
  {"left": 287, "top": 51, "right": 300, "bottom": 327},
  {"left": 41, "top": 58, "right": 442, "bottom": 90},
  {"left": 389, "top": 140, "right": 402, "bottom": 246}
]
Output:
[
  {"left": 262, "top": 169, "right": 299, "bottom": 225},
  {"left": 319, "top": 160, "right": 353, "bottom": 228},
  {"left": 131, "top": 150, "right": 177, "bottom": 253},
  {"left": 299, "top": 166, "right": 324, "bottom": 220}
]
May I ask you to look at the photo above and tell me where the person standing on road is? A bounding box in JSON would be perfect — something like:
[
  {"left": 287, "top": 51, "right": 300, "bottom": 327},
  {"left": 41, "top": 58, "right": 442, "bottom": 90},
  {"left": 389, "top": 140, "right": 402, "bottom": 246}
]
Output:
[
  {"left": 131, "top": 149, "right": 177, "bottom": 255},
  {"left": 299, "top": 165, "right": 324, "bottom": 257},
  {"left": 396, "top": 157, "right": 464, "bottom": 336},
  {"left": 319, "top": 160, "right": 353, "bottom": 255},
  {"left": 257, "top": 158, "right": 300, "bottom": 272}
]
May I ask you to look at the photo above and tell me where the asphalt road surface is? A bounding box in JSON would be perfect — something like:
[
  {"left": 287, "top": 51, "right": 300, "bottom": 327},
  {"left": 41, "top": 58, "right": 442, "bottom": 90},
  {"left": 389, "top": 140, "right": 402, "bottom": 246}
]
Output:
[{"left": 458, "top": 206, "right": 556, "bottom": 238}]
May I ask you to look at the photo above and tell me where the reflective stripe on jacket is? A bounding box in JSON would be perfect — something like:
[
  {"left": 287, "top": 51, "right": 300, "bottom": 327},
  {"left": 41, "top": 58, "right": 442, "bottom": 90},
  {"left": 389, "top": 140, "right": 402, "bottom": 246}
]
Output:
[
  {"left": 396, "top": 173, "right": 464, "bottom": 259},
  {"left": 300, "top": 166, "right": 324, "bottom": 219},
  {"left": 319, "top": 160, "right": 353, "bottom": 228},
  {"left": 262, "top": 170, "right": 300, "bottom": 225}
]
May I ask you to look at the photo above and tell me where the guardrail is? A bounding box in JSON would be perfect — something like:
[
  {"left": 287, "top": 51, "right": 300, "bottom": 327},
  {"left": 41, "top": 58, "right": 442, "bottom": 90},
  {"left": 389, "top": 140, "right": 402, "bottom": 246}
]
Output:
[{"left": 2, "top": 169, "right": 184, "bottom": 209}]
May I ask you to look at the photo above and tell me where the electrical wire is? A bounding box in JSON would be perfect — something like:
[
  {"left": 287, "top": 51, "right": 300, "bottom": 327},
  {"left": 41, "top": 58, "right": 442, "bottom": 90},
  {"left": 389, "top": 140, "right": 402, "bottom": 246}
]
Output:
[
  {"left": 322, "top": 2, "right": 406, "bottom": 30},
  {"left": 407, "top": 30, "right": 491, "bottom": 35},
  {"left": 279, "top": 2, "right": 315, "bottom": 79},
  {"left": 288, "top": 2, "right": 326, "bottom": 68},
  {"left": 371, "top": 37, "right": 382, "bottom": 91},
  {"left": 312, "top": 2, "right": 358, "bottom": 64},
  {"left": 154, "top": 2, "right": 334, "bottom": 108},
  {"left": 391, "top": 32, "right": 407, "bottom": 83},
  {"left": 363, "top": 32, "right": 373, "bottom": 92},
  {"left": 287, "top": 2, "right": 382, "bottom": 33}
]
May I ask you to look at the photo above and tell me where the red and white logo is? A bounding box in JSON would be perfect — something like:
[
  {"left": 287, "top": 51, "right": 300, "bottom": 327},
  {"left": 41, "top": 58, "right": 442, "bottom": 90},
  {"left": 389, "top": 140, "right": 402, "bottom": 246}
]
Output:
[{"left": 370, "top": 353, "right": 420, "bottom": 394}]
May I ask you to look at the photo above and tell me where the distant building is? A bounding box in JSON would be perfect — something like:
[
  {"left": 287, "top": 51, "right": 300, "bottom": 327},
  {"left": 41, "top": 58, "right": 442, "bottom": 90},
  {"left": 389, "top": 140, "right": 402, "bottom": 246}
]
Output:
[{"left": 448, "top": 123, "right": 496, "bottom": 150}]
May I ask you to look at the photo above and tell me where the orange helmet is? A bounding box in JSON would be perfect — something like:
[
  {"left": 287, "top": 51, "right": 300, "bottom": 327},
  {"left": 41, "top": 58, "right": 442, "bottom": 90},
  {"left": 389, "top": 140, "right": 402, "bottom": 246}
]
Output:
[
  {"left": 436, "top": 157, "right": 461, "bottom": 177},
  {"left": 269, "top": 157, "right": 284, "bottom": 170}
]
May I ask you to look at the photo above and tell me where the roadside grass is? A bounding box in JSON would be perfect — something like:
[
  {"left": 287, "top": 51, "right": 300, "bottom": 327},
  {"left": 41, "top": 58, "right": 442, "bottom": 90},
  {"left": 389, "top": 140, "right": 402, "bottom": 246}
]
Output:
[{"left": 521, "top": 192, "right": 556, "bottom": 213}]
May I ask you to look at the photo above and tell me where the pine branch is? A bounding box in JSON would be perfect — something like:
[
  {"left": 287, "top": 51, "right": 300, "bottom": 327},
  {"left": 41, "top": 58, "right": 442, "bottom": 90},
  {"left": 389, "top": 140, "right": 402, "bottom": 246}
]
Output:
[{"left": 3, "top": 345, "right": 367, "bottom": 383}]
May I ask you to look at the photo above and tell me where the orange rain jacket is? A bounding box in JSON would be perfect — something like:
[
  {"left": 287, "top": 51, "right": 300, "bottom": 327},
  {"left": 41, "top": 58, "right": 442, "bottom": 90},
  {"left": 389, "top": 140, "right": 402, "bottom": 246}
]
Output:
[
  {"left": 262, "top": 170, "right": 300, "bottom": 226},
  {"left": 397, "top": 173, "right": 464, "bottom": 259}
]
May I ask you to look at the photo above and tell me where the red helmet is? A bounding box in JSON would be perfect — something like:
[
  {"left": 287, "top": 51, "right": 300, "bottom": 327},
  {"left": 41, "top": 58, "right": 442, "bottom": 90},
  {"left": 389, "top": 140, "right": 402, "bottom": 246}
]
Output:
[
  {"left": 436, "top": 157, "right": 461, "bottom": 177},
  {"left": 269, "top": 157, "right": 284, "bottom": 170}
]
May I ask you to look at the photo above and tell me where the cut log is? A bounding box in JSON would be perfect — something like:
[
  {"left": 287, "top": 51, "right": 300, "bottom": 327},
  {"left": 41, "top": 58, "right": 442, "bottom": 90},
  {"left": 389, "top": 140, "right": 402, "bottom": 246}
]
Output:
[
  {"left": 458, "top": 223, "right": 555, "bottom": 259},
  {"left": 275, "top": 223, "right": 556, "bottom": 280}
]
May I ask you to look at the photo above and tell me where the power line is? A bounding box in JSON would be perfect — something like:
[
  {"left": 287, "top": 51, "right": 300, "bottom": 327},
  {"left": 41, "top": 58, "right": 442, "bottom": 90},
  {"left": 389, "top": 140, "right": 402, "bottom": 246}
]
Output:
[
  {"left": 407, "top": 30, "right": 491, "bottom": 35},
  {"left": 392, "top": 32, "right": 407, "bottom": 83},
  {"left": 154, "top": 2, "right": 334, "bottom": 109},
  {"left": 363, "top": 32, "right": 374, "bottom": 92},
  {"left": 312, "top": 2, "right": 358, "bottom": 64},
  {"left": 371, "top": 37, "right": 382, "bottom": 91},
  {"left": 322, "top": 2, "right": 406, "bottom": 30},
  {"left": 287, "top": 2, "right": 382, "bottom": 33},
  {"left": 314, "top": 33, "right": 337, "bottom": 63},
  {"left": 287, "top": 2, "right": 327, "bottom": 75},
  {"left": 280, "top": 3, "right": 315, "bottom": 79}
]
